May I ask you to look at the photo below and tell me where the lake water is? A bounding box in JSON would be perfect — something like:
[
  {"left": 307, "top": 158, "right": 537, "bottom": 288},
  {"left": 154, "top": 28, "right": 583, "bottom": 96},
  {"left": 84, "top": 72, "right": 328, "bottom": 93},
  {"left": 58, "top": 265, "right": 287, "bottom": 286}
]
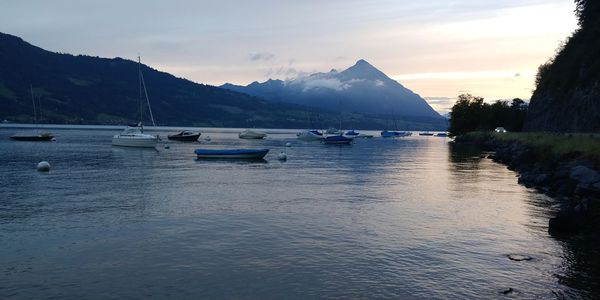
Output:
[{"left": 1, "top": 127, "right": 598, "bottom": 299}]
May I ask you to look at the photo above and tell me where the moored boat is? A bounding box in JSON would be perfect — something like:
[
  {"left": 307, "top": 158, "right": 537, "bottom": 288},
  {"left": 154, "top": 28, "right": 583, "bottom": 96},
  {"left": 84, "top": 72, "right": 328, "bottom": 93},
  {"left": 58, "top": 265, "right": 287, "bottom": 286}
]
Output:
[
  {"left": 10, "top": 85, "right": 54, "bottom": 142},
  {"left": 297, "top": 130, "right": 324, "bottom": 141},
  {"left": 435, "top": 133, "right": 448, "bottom": 137},
  {"left": 419, "top": 132, "right": 434, "bottom": 136},
  {"left": 10, "top": 132, "right": 54, "bottom": 141},
  {"left": 194, "top": 148, "right": 269, "bottom": 159},
  {"left": 168, "top": 130, "right": 201, "bottom": 141},
  {"left": 111, "top": 57, "right": 159, "bottom": 148},
  {"left": 323, "top": 135, "right": 353, "bottom": 145},
  {"left": 112, "top": 124, "right": 158, "bottom": 148},
  {"left": 239, "top": 129, "right": 267, "bottom": 139},
  {"left": 381, "top": 131, "right": 412, "bottom": 138}
]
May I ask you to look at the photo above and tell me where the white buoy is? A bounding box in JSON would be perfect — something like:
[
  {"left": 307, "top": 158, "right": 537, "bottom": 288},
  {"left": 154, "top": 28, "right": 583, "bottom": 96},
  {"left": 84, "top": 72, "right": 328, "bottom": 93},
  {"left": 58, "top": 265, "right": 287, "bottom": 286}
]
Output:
[
  {"left": 205, "top": 136, "right": 211, "bottom": 142},
  {"left": 37, "top": 161, "right": 50, "bottom": 172},
  {"left": 285, "top": 142, "right": 292, "bottom": 147},
  {"left": 278, "top": 151, "right": 287, "bottom": 161},
  {"left": 164, "top": 144, "right": 170, "bottom": 149}
]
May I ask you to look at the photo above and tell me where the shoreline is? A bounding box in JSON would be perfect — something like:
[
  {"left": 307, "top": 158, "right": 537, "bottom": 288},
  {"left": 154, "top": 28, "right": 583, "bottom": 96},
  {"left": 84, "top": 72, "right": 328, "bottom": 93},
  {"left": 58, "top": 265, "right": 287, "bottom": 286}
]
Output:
[{"left": 454, "top": 132, "right": 600, "bottom": 237}]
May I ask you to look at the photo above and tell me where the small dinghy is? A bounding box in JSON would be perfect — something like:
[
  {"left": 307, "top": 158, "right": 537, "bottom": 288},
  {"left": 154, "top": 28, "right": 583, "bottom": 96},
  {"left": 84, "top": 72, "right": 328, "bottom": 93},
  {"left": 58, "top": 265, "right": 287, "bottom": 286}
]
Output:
[
  {"left": 194, "top": 148, "right": 269, "bottom": 159},
  {"left": 323, "top": 135, "right": 353, "bottom": 145},
  {"left": 168, "top": 130, "right": 201, "bottom": 141}
]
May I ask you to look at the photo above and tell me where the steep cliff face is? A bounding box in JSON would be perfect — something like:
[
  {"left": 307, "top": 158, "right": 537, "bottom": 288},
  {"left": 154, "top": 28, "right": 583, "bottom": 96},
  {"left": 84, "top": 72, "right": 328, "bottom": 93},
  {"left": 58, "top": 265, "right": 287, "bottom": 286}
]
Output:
[{"left": 524, "top": 2, "right": 600, "bottom": 132}]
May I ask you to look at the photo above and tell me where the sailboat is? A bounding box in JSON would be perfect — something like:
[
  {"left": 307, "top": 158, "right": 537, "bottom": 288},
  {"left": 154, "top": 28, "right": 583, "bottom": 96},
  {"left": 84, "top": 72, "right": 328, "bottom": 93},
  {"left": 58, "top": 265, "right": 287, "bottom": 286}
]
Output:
[
  {"left": 381, "top": 111, "right": 411, "bottom": 138},
  {"left": 111, "top": 57, "right": 159, "bottom": 148},
  {"left": 323, "top": 101, "right": 353, "bottom": 145},
  {"left": 10, "top": 85, "right": 54, "bottom": 141}
]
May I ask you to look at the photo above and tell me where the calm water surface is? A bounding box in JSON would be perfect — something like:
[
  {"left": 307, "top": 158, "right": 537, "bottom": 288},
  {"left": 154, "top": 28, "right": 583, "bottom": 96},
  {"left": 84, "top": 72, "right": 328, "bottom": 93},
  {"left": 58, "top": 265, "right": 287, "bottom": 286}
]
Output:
[{"left": 0, "top": 127, "right": 598, "bottom": 299}]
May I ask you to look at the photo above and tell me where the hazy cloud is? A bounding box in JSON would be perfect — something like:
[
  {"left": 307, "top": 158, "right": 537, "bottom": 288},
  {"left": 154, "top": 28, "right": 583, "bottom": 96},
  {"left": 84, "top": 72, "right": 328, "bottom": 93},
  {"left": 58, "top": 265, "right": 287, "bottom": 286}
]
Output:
[
  {"left": 301, "top": 77, "right": 350, "bottom": 92},
  {"left": 249, "top": 52, "right": 275, "bottom": 62}
]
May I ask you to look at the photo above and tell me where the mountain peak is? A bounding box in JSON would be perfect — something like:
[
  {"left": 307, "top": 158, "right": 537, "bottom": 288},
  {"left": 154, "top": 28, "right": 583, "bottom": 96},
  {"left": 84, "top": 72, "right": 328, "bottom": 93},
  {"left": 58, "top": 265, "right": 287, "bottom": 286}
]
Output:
[
  {"left": 355, "top": 59, "right": 370, "bottom": 65},
  {"left": 340, "top": 59, "right": 387, "bottom": 81}
]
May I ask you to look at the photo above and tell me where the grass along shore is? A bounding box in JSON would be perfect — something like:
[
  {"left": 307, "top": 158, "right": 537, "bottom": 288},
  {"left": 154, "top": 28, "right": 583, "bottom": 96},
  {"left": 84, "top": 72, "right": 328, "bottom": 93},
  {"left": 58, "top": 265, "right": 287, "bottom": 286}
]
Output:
[{"left": 456, "top": 131, "right": 600, "bottom": 167}]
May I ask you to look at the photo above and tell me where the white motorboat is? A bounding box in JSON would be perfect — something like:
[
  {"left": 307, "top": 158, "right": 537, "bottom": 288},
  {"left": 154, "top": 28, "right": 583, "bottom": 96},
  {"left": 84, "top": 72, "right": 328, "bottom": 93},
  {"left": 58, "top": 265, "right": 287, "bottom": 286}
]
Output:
[
  {"left": 239, "top": 129, "right": 267, "bottom": 139},
  {"left": 112, "top": 123, "right": 158, "bottom": 148},
  {"left": 297, "top": 130, "right": 324, "bottom": 141},
  {"left": 112, "top": 56, "right": 159, "bottom": 148}
]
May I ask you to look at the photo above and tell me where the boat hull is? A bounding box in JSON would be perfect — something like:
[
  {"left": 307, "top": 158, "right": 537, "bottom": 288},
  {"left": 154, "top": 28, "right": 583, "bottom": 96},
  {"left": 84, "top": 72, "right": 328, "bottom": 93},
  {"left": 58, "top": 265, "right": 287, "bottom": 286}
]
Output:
[
  {"left": 112, "top": 136, "right": 158, "bottom": 148},
  {"left": 381, "top": 131, "right": 412, "bottom": 138},
  {"left": 194, "top": 148, "right": 269, "bottom": 159},
  {"left": 168, "top": 134, "right": 201, "bottom": 141},
  {"left": 297, "top": 130, "right": 324, "bottom": 141},
  {"left": 323, "top": 135, "right": 353, "bottom": 145},
  {"left": 10, "top": 135, "right": 54, "bottom": 141}
]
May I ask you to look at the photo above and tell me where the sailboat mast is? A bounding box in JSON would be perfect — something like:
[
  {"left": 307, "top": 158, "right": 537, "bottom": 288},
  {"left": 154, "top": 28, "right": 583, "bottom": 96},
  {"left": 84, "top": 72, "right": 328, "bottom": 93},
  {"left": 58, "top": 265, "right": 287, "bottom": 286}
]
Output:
[
  {"left": 138, "top": 57, "right": 143, "bottom": 125},
  {"left": 139, "top": 56, "right": 156, "bottom": 127},
  {"left": 339, "top": 99, "right": 342, "bottom": 131},
  {"left": 30, "top": 85, "right": 37, "bottom": 126}
]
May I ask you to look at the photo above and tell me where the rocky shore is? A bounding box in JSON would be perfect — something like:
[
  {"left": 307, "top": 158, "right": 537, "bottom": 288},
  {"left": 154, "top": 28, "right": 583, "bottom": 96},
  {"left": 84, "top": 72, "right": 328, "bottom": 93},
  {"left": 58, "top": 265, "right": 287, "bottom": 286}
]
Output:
[{"left": 455, "top": 134, "right": 600, "bottom": 237}]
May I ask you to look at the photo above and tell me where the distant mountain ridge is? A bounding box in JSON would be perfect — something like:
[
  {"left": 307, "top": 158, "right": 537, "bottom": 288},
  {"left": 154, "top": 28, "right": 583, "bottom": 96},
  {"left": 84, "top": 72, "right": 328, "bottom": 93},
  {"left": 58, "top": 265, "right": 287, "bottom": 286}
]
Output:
[
  {"left": 221, "top": 59, "right": 444, "bottom": 121},
  {"left": 0, "top": 32, "right": 446, "bottom": 130}
]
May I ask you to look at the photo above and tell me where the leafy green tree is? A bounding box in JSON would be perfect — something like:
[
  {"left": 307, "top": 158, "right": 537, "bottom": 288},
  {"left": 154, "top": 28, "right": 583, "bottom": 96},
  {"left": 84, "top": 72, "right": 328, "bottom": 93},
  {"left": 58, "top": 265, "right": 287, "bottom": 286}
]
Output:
[{"left": 448, "top": 95, "right": 528, "bottom": 136}]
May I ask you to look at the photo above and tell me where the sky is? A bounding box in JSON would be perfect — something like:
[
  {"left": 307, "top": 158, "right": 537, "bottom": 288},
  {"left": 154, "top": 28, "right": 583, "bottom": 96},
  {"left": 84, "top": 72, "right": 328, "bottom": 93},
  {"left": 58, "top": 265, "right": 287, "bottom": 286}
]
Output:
[{"left": 0, "top": 0, "right": 578, "bottom": 113}]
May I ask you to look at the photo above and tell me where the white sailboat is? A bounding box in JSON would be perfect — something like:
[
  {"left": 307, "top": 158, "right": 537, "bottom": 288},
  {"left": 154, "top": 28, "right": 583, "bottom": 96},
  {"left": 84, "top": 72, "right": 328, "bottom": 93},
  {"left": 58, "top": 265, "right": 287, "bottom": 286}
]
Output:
[{"left": 112, "top": 57, "right": 159, "bottom": 148}]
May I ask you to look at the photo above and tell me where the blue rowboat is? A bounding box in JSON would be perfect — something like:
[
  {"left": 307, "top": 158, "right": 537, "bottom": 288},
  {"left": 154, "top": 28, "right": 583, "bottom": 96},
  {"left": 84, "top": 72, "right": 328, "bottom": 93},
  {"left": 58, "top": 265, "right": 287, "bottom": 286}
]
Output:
[
  {"left": 194, "top": 148, "right": 269, "bottom": 159},
  {"left": 323, "top": 135, "right": 353, "bottom": 145}
]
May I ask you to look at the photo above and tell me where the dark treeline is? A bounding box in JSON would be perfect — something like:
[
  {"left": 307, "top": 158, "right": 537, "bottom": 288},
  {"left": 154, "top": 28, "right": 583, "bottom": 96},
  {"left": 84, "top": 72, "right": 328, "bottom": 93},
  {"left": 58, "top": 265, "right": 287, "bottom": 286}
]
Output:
[{"left": 448, "top": 94, "right": 528, "bottom": 136}]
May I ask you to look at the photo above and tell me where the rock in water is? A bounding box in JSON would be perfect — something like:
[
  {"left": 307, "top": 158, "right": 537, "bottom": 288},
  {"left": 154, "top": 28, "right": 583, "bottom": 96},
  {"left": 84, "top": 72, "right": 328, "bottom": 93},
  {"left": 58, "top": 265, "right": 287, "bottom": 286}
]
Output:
[
  {"left": 507, "top": 254, "right": 533, "bottom": 261},
  {"left": 570, "top": 165, "right": 600, "bottom": 185},
  {"left": 37, "top": 161, "right": 50, "bottom": 172}
]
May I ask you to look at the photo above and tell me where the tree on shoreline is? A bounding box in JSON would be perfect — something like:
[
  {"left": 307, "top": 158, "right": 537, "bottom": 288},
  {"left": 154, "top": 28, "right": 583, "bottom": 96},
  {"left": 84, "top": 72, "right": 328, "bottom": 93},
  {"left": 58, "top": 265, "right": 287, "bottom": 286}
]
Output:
[{"left": 448, "top": 94, "right": 528, "bottom": 136}]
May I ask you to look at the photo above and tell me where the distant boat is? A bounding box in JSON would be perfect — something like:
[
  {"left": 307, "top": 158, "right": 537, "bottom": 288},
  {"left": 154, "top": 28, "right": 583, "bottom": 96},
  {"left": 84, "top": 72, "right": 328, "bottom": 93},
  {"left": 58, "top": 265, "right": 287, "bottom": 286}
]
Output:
[
  {"left": 168, "top": 130, "right": 201, "bottom": 141},
  {"left": 239, "top": 129, "right": 267, "bottom": 139},
  {"left": 194, "top": 148, "right": 269, "bottom": 159},
  {"left": 435, "top": 133, "right": 448, "bottom": 137},
  {"left": 325, "top": 127, "right": 342, "bottom": 135},
  {"left": 381, "top": 131, "right": 412, "bottom": 138},
  {"left": 323, "top": 135, "right": 353, "bottom": 145},
  {"left": 419, "top": 132, "right": 434, "bottom": 136},
  {"left": 344, "top": 130, "right": 359, "bottom": 137},
  {"left": 10, "top": 85, "right": 54, "bottom": 142},
  {"left": 112, "top": 57, "right": 159, "bottom": 148},
  {"left": 297, "top": 130, "right": 323, "bottom": 141},
  {"left": 10, "top": 132, "right": 54, "bottom": 141},
  {"left": 345, "top": 130, "right": 373, "bottom": 139}
]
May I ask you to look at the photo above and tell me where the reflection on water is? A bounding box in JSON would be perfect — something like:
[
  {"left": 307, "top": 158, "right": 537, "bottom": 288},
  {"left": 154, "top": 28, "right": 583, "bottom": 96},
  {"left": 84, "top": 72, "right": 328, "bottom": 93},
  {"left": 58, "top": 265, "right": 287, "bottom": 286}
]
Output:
[{"left": 0, "top": 128, "right": 598, "bottom": 299}]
